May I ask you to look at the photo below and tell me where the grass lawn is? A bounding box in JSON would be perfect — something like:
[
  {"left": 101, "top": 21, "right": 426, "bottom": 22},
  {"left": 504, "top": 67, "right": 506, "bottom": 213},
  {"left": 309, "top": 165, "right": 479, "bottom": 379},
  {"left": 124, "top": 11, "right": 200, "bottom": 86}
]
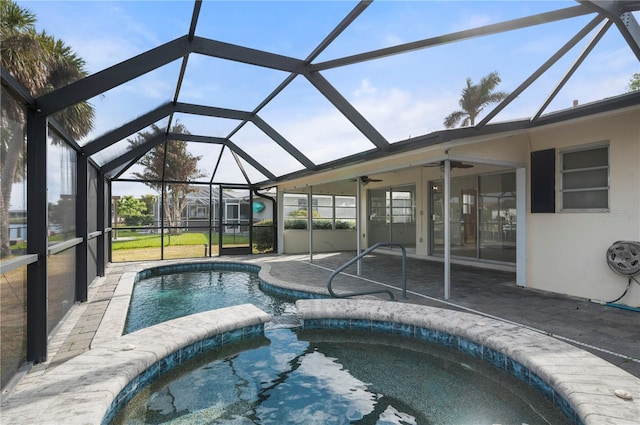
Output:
[
  {"left": 112, "top": 232, "right": 207, "bottom": 250},
  {"left": 110, "top": 230, "right": 252, "bottom": 262}
]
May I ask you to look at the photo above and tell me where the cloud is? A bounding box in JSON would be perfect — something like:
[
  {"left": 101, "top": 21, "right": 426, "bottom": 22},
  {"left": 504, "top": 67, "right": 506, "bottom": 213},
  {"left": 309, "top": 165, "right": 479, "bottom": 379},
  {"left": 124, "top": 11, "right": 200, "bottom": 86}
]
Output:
[
  {"left": 66, "top": 36, "right": 143, "bottom": 74},
  {"left": 353, "top": 78, "right": 377, "bottom": 97},
  {"left": 351, "top": 79, "right": 458, "bottom": 140},
  {"left": 256, "top": 78, "right": 459, "bottom": 167}
]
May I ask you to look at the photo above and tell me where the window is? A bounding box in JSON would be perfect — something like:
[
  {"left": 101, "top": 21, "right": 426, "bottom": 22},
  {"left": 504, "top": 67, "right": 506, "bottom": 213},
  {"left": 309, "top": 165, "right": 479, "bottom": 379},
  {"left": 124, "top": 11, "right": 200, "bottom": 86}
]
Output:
[
  {"left": 283, "top": 193, "right": 309, "bottom": 229},
  {"left": 312, "top": 195, "right": 333, "bottom": 229},
  {"left": 283, "top": 193, "right": 356, "bottom": 230},
  {"left": 335, "top": 195, "right": 356, "bottom": 229},
  {"left": 560, "top": 145, "right": 609, "bottom": 211}
]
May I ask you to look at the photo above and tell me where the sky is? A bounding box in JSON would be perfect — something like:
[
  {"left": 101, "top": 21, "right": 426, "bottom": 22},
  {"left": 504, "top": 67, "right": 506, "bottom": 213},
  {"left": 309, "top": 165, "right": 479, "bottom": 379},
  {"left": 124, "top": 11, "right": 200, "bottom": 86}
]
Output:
[{"left": 10, "top": 0, "right": 640, "bottom": 205}]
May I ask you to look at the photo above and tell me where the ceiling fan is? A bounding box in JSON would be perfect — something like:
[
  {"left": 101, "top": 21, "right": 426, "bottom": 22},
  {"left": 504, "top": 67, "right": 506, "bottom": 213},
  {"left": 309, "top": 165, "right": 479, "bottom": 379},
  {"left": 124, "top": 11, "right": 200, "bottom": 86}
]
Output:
[
  {"left": 350, "top": 175, "right": 384, "bottom": 185},
  {"left": 424, "top": 160, "right": 474, "bottom": 169}
]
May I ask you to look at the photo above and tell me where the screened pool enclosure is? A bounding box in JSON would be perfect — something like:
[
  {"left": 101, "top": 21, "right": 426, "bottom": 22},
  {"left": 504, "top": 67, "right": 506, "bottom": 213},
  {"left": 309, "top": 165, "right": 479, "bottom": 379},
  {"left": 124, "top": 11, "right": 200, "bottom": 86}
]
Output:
[{"left": 1, "top": 0, "right": 639, "bottom": 389}]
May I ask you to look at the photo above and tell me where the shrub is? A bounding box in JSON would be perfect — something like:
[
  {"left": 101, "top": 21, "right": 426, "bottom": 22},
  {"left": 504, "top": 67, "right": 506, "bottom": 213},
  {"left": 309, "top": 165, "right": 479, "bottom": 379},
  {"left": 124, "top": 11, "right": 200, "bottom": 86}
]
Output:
[
  {"left": 312, "top": 220, "right": 333, "bottom": 230},
  {"left": 253, "top": 219, "right": 274, "bottom": 252},
  {"left": 335, "top": 220, "right": 356, "bottom": 230},
  {"left": 284, "top": 219, "right": 307, "bottom": 230}
]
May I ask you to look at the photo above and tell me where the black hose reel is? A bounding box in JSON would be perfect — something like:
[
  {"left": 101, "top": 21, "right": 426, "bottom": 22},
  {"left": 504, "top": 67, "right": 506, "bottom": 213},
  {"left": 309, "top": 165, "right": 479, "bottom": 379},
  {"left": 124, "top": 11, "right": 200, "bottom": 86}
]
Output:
[{"left": 604, "top": 241, "right": 640, "bottom": 304}]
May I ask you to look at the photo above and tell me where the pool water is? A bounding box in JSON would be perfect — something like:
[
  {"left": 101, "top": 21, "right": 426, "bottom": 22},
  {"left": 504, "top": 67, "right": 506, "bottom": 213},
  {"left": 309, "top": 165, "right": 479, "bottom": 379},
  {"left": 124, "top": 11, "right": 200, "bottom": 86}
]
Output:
[
  {"left": 124, "top": 269, "right": 296, "bottom": 334},
  {"left": 111, "top": 328, "right": 569, "bottom": 425}
]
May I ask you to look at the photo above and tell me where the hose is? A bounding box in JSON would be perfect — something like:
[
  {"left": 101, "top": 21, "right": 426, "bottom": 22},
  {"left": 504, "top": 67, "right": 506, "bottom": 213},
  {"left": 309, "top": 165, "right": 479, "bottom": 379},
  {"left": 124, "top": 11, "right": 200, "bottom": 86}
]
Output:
[{"left": 590, "top": 275, "right": 640, "bottom": 310}]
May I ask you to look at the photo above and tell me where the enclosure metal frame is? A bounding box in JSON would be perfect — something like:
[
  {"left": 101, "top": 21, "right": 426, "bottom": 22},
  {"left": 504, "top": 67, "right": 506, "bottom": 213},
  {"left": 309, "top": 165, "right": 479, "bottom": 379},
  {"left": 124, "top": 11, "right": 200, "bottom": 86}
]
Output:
[{"left": 0, "top": 0, "right": 639, "bottom": 366}]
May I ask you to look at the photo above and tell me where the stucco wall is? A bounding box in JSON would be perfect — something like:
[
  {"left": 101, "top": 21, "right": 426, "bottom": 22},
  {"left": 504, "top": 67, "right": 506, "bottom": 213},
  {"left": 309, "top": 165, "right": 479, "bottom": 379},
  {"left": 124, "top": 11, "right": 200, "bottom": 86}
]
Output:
[
  {"left": 283, "top": 230, "right": 357, "bottom": 253},
  {"left": 527, "top": 109, "right": 640, "bottom": 306}
]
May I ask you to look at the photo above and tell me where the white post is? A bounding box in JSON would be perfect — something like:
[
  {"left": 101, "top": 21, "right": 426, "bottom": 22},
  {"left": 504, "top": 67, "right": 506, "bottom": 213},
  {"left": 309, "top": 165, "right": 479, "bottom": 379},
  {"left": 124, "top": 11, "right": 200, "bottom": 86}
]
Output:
[
  {"left": 308, "top": 186, "right": 313, "bottom": 263},
  {"left": 356, "top": 177, "right": 362, "bottom": 275},
  {"left": 516, "top": 167, "right": 527, "bottom": 287},
  {"left": 444, "top": 159, "right": 451, "bottom": 300}
]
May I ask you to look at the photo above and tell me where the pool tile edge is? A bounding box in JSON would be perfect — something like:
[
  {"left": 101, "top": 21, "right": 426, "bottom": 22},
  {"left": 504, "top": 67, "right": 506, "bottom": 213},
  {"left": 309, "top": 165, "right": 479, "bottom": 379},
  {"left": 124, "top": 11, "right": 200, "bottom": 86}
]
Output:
[
  {"left": 296, "top": 298, "right": 640, "bottom": 425},
  {"left": 0, "top": 304, "right": 271, "bottom": 425}
]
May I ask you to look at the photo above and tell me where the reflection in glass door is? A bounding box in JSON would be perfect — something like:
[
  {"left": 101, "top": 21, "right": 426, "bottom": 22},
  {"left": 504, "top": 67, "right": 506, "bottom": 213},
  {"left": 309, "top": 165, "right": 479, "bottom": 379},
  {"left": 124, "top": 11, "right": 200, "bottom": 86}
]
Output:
[
  {"left": 431, "top": 177, "right": 477, "bottom": 258},
  {"left": 431, "top": 172, "right": 515, "bottom": 263},
  {"left": 479, "top": 173, "right": 516, "bottom": 263},
  {"left": 368, "top": 186, "right": 416, "bottom": 250}
]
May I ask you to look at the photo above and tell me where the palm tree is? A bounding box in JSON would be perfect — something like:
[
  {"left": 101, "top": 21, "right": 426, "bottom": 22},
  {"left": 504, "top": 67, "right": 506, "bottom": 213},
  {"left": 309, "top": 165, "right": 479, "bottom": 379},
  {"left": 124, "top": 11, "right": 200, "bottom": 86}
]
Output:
[
  {"left": 1, "top": 0, "right": 95, "bottom": 257},
  {"left": 443, "top": 71, "right": 508, "bottom": 128}
]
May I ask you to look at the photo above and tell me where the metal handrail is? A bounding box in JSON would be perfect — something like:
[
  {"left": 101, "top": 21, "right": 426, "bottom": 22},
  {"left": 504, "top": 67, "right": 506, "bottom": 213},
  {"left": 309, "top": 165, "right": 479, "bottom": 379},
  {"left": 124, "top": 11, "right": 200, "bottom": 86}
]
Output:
[{"left": 327, "top": 242, "right": 407, "bottom": 300}]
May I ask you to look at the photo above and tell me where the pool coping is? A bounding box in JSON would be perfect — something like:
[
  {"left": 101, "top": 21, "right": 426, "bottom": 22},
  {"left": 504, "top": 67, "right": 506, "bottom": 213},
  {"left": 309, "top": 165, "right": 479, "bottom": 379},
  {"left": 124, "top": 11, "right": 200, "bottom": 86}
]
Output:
[
  {"left": 91, "top": 258, "right": 329, "bottom": 348},
  {"left": 296, "top": 298, "right": 640, "bottom": 425},
  {"left": 0, "top": 304, "right": 271, "bottom": 425}
]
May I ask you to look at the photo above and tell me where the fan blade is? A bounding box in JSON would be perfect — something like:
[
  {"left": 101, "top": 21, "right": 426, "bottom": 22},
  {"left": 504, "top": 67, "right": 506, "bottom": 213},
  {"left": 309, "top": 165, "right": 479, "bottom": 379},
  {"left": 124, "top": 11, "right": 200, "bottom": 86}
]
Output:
[
  {"left": 451, "top": 161, "right": 474, "bottom": 169},
  {"left": 423, "top": 161, "right": 473, "bottom": 169}
]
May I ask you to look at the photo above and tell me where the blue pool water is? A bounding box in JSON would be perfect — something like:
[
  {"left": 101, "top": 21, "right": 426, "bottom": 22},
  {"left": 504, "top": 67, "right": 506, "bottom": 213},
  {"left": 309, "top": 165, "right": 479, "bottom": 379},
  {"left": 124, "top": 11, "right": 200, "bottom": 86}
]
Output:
[
  {"left": 124, "top": 267, "right": 296, "bottom": 334},
  {"left": 111, "top": 328, "right": 569, "bottom": 425}
]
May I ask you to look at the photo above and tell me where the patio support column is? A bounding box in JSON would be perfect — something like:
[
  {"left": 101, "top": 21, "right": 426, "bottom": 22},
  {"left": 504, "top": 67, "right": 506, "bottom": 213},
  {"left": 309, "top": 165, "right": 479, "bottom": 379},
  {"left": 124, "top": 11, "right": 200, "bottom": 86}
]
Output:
[
  {"left": 308, "top": 186, "right": 313, "bottom": 263},
  {"left": 76, "top": 151, "right": 88, "bottom": 302},
  {"left": 356, "top": 177, "right": 362, "bottom": 275},
  {"left": 443, "top": 159, "right": 451, "bottom": 300},
  {"left": 516, "top": 167, "right": 527, "bottom": 287},
  {"left": 107, "top": 182, "right": 113, "bottom": 263},
  {"left": 26, "top": 109, "right": 48, "bottom": 363},
  {"left": 96, "top": 172, "right": 105, "bottom": 276}
]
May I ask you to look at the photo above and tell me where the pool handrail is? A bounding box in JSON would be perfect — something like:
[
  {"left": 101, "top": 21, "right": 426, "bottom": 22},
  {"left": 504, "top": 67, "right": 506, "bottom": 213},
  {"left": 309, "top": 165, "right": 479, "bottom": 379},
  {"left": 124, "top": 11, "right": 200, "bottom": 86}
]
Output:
[{"left": 327, "top": 242, "right": 407, "bottom": 300}]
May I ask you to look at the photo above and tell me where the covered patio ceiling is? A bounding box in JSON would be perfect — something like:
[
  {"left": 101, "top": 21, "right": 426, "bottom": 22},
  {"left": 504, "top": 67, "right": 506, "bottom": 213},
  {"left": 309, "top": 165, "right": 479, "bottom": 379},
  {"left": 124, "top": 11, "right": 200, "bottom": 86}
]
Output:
[{"left": 12, "top": 0, "right": 640, "bottom": 188}]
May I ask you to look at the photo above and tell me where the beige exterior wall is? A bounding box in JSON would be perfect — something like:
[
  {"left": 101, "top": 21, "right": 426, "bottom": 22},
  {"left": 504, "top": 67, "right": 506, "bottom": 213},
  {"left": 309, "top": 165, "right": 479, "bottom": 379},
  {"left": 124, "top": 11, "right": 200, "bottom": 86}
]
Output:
[
  {"left": 276, "top": 107, "right": 640, "bottom": 306},
  {"left": 527, "top": 109, "right": 640, "bottom": 306},
  {"left": 283, "top": 230, "right": 357, "bottom": 254}
]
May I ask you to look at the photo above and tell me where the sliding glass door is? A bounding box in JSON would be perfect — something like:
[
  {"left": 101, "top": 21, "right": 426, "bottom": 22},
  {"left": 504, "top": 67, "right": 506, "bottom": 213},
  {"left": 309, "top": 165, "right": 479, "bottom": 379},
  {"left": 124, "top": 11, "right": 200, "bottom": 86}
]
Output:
[
  {"left": 368, "top": 186, "right": 416, "bottom": 249},
  {"left": 431, "top": 176, "right": 477, "bottom": 259},
  {"left": 478, "top": 173, "right": 516, "bottom": 262},
  {"left": 431, "top": 172, "right": 516, "bottom": 263}
]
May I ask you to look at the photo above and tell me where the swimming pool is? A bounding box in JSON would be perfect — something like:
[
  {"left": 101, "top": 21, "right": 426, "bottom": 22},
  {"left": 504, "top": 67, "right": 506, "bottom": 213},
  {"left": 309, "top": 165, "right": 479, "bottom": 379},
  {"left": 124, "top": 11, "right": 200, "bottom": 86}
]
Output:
[
  {"left": 110, "top": 327, "right": 570, "bottom": 424},
  {"left": 115, "top": 263, "right": 574, "bottom": 424},
  {"left": 124, "top": 263, "right": 297, "bottom": 334}
]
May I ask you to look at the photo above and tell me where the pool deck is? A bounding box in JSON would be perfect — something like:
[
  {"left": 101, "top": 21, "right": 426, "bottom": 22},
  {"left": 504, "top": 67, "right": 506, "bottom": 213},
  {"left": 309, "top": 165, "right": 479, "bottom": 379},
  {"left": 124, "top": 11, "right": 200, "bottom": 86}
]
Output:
[{"left": 1, "top": 252, "right": 639, "bottom": 424}]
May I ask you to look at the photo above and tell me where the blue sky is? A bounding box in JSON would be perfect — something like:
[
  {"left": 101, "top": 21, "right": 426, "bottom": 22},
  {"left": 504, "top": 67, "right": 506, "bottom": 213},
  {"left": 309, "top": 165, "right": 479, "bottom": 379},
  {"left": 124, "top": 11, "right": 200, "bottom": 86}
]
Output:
[{"left": 12, "top": 0, "right": 640, "bottom": 202}]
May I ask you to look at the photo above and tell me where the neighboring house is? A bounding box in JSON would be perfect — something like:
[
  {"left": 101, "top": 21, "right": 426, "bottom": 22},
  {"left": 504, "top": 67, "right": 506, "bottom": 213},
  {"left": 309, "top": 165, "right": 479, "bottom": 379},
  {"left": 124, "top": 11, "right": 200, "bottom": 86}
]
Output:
[
  {"left": 151, "top": 186, "right": 275, "bottom": 234},
  {"left": 277, "top": 99, "right": 640, "bottom": 307},
  {"left": 8, "top": 209, "right": 27, "bottom": 243}
]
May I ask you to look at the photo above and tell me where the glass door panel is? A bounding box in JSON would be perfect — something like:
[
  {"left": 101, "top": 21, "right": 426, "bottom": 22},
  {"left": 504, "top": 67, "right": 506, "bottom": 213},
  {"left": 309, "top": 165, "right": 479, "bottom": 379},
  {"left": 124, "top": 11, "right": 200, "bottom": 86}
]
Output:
[
  {"left": 390, "top": 186, "right": 416, "bottom": 249},
  {"left": 368, "top": 187, "right": 416, "bottom": 249},
  {"left": 431, "top": 176, "right": 478, "bottom": 259},
  {"left": 479, "top": 173, "right": 516, "bottom": 262},
  {"left": 368, "top": 189, "right": 389, "bottom": 246},
  {"left": 431, "top": 183, "right": 444, "bottom": 255},
  {"left": 431, "top": 172, "right": 516, "bottom": 264},
  {"left": 220, "top": 188, "right": 251, "bottom": 255}
]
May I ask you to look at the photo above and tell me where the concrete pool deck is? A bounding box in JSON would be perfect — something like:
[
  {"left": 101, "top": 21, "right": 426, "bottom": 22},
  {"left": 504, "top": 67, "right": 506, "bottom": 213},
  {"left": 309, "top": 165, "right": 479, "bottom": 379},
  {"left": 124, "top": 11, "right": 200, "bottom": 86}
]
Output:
[{"left": 1, "top": 253, "right": 639, "bottom": 424}]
